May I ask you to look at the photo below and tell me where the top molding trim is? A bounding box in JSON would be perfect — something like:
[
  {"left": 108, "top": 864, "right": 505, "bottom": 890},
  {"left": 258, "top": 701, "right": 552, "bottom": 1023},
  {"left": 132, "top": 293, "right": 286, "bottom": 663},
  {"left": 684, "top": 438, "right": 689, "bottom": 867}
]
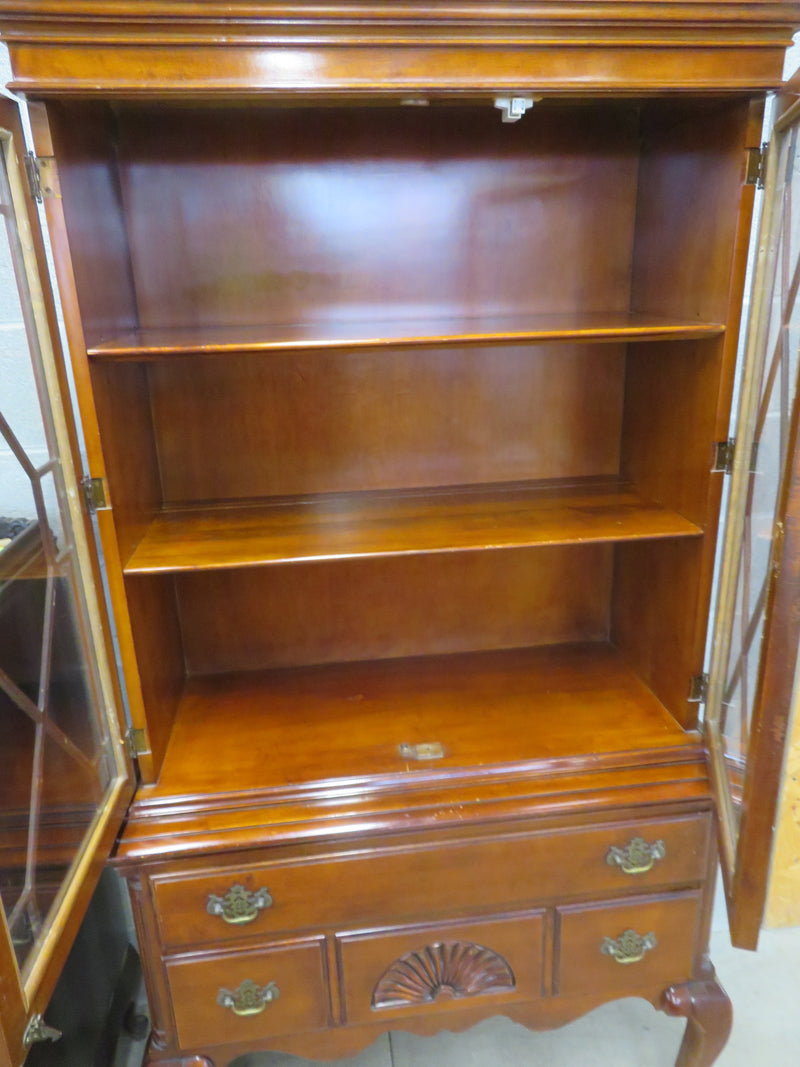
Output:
[
  {"left": 2, "top": 1, "right": 800, "bottom": 31},
  {"left": 2, "top": 1, "right": 800, "bottom": 94}
]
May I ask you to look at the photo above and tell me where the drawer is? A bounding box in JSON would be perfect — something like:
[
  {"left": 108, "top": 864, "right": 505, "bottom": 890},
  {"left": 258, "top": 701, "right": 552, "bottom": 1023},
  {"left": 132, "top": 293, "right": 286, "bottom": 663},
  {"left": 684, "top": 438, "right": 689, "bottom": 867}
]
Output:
[
  {"left": 557, "top": 891, "right": 701, "bottom": 998},
  {"left": 166, "top": 938, "right": 329, "bottom": 1049},
  {"left": 337, "top": 911, "right": 545, "bottom": 1025},
  {"left": 152, "top": 814, "right": 710, "bottom": 948}
]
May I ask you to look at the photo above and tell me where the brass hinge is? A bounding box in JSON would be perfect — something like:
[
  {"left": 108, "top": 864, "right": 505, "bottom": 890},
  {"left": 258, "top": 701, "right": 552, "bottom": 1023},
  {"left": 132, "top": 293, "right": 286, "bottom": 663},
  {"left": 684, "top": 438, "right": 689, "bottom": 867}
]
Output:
[
  {"left": 81, "top": 476, "right": 109, "bottom": 513},
  {"left": 23, "top": 1015, "right": 62, "bottom": 1047},
  {"left": 126, "top": 727, "right": 148, "bottom": 758},
  {"left": 688, "top": 673, "right": 709, "bottom": 703},
  {"left": 24, "top": 153, "right": 59, "bottom": 202},
  {"left": 745, "top": 142, "right": 768, "bottom": 188},
  {"left": 712, "top": 439, "right": 736, "bottom": 475}
]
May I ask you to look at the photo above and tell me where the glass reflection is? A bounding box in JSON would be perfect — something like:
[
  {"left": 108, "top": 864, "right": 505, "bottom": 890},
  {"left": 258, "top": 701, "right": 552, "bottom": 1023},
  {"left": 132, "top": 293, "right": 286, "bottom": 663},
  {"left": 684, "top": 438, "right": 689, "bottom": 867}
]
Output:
[
  {"left": 719, "top": 121, "right": 800, "bottom": 826},
  {"left": 0, "top": 130, "right": 114, "bottom": 976}
]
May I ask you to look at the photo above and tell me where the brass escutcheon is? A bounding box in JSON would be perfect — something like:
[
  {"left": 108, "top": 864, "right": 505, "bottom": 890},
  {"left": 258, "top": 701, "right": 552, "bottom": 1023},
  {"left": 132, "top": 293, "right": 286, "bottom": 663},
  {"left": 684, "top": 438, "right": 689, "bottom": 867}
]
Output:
[
  {"left": 207, "top": 884, "right": 273, "bottom": 924},
  {"left": 217, "top": 979, "right": 280, "bottom": 1016},
  {"left": 600, "top": 929, "right": 657, "bottom": 964},
  {"left": 605, "top": 836, "right": 666, "bottom": 875}
]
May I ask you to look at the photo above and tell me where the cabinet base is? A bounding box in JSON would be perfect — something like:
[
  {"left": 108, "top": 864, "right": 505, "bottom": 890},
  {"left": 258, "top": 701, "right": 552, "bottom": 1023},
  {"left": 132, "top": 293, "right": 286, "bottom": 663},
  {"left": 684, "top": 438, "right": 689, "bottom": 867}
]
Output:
[{"left": 144, "top": 976, "right": 734, "bottom": 1067}]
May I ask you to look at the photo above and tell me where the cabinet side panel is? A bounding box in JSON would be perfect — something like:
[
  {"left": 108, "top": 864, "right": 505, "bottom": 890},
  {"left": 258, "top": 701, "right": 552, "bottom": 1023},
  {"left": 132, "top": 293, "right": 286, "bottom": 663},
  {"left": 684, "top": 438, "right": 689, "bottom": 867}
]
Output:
[
  {"left": 176, "top": 545, "right": 612, "bottom": 673},
  {"left": 620, "top": 339, "right": 724, "bottom": 527},
  {"left": 123, "top": 574, "right": 185, "bottom": 780},
  {"left": 616, "top": 99, "right": 757, "bottom": 727},
  {"left": 89, "top": 361, "right": 162, "bottom": 562},
  {"left": 612, "top": 539, "right": 704, "bottom": 728},
  {"left": 631, "top": 98, "right": 752, "bottom": 324},
  {"left": 46, "top": 102, "right": 139, "bottom": 340},
  {"left": 615, "top": 342, "right": 727, "bottom": 727}
]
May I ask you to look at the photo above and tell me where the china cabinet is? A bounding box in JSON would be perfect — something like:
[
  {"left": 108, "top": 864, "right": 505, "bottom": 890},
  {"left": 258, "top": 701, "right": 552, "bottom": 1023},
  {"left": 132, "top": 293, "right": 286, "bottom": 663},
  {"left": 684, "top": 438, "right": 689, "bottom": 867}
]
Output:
[{"left": 1, "top": 4, "right": 800, "bottom": 1067}]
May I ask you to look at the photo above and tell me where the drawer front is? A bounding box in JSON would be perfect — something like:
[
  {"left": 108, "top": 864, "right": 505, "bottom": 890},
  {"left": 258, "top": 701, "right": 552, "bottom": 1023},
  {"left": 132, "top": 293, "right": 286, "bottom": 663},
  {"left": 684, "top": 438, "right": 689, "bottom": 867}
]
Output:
[
  {"left": 166, "top": 938, "right": 329, "bottom": 1048},
  {"left": 557, "top": 891, "right": 701, "bottom": 998},
  {"left": 152, "top": 814, "right": 710, "bottom": 948},
  {"left": 337, "top": 911, "right": 545, "bottom": 1025}
]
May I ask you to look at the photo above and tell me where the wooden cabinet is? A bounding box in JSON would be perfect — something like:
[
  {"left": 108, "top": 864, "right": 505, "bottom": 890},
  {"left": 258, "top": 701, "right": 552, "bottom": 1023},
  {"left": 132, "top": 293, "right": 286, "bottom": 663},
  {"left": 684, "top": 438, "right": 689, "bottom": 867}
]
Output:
[{"left": 2, "top": 3, "right": 800, "bottom": 1066}]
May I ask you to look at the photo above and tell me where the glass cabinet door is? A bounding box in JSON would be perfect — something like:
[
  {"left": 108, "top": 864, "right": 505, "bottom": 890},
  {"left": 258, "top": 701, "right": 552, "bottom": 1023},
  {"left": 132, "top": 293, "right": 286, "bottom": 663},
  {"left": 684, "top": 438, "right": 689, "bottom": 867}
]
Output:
[
  {"left": 0, "top": 99, "right": 132, "bottom": 1065},
  {"left": 706, "top": 88, "right": 800, "bottom": 950}
]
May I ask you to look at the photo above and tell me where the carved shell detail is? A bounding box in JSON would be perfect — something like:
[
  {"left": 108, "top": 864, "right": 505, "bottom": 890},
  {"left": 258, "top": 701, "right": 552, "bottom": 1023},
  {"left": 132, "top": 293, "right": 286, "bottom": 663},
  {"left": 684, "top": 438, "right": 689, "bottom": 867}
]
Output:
[{"left": 371, "top": 941, "right": 516, "bottom": 1009}]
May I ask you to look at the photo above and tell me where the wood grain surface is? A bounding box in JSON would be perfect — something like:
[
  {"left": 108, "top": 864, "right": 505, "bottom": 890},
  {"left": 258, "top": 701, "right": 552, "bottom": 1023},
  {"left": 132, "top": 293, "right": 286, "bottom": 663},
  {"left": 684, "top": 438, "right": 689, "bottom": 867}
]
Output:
[
  {"left": 124, "top": 478, "right": 701, "bottom": 575},
  {"left": 147, "top": 642, "right": 687, "bottom": 799},
  {"left": 86, "top": 313, "right": 724, "bottom": 359}
]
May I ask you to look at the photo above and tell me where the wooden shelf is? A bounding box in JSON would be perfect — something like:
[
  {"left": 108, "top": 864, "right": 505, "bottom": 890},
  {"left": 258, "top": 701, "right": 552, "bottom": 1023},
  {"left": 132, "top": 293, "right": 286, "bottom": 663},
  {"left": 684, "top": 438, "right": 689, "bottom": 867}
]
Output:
[
  {"left": 123, "top": 477, "right": 702, "bottom": 575},
  {"left": 147, "top": 643, "right": 691, "bottom": 801},
  {"left": 86, "top": 312, "right": 724, "bottom": 360}
]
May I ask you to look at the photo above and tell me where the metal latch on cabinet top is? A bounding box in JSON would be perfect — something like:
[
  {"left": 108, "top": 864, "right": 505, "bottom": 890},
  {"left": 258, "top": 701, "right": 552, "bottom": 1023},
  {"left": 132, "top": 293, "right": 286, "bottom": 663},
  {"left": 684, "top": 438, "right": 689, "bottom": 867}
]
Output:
[
  {"left": 399, "top": 741, "right": 445, "bottom": 760},
  {"left": 24, "top": 153, "right": 59, "bottom": 202}
]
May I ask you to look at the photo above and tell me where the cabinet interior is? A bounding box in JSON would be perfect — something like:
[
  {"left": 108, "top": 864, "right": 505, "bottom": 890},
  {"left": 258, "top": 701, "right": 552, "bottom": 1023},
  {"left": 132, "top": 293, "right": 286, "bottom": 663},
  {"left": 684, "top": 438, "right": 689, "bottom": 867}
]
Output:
[{"left": 48, "top": 95, "right": 749, "bottom": 792}]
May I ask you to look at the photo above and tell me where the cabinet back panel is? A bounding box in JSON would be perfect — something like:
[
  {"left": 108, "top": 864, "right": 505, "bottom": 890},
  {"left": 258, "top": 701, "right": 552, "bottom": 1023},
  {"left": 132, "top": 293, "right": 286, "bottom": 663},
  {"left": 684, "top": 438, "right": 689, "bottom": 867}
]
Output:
[
  {"left": 175, "top": 544, "right": 611, "bottom": 674},
  {"left": 147, "top": 344, "right": 625, "bottom": 501},
  {"left": 115, "top": 103, "right": 639, "bottom": 330}
]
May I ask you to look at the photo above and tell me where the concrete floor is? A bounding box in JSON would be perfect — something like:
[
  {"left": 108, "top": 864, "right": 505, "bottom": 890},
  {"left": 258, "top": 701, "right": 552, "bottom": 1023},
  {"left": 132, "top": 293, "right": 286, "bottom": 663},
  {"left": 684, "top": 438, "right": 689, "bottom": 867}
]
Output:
[{"left": 118, "top": 919, "right": 800, "bottom": 1067}]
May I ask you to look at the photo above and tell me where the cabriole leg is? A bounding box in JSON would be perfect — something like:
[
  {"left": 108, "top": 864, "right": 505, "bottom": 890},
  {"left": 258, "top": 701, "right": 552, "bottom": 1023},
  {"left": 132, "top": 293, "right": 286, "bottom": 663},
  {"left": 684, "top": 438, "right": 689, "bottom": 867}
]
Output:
[{"left": 661, "top": 977, "right": 733, "bottom": 1067}]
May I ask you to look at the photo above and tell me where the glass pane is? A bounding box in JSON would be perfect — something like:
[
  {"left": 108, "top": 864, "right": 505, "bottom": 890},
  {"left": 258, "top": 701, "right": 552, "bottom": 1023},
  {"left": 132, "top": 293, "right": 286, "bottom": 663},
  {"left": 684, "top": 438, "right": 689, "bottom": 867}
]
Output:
[
  {"left": 716, "top": 120, "right": 800, "bottom": 835},
  {"left": 0, "top": 684, "right": 37, "bottom": 935},
  {"left": 48, "top": 576, "right": 112, "bottom": 768},
  {"left": 0, "top": 126, "right": 117, "bottom": 979}
]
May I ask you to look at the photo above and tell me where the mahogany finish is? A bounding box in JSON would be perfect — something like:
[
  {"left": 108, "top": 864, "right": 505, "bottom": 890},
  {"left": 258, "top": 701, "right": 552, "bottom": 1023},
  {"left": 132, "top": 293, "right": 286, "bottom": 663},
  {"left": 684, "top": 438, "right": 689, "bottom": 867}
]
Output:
[
  {"left": 337, "top": 913, "right": 545, "bottom": 1024},
  {"left": 173, "top": 545, "right": 613, "bottom": 673},
  {"left": 124, "top": 479, "right": 701, "bottom": 575},
  {"left": 2, "top": 3, "right": 800, "bottom": 1067},
  {"left": 143, "top": 342, "right": 626, "bottom": 502},
  {"left": 150, "top": 814, "right": 711, "bottom": 950},
  {"left": 556, "top": 892, "right": 700, "bottom": 997},
  {"left": 87, "top": 314, "right": 723, "bottom": 360},
  {"left": 142, "top": 643, "right": 692, "bottom": 798},
  {"left": 662, "top": 977, "right": 734, "bottom": 1067},
  {"left": 166, "top": 938, "right": 330, "bottom": 1049}
]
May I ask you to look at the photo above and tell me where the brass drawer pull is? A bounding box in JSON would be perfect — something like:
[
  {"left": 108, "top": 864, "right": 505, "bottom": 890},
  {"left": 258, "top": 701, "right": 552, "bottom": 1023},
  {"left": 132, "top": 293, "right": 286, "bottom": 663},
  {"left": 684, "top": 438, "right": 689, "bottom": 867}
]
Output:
[
  {"left": 217, "top": 979, "right": 280, "bottom": 1016},
  {"left": 600, "top": 929, "right": 657, "bottom": 964},
  {"left": 207, "top": 885, "right": 273, "bottom": 925},
  {"left": 606, "top": 837, "right": 666, "bottom": 875}
]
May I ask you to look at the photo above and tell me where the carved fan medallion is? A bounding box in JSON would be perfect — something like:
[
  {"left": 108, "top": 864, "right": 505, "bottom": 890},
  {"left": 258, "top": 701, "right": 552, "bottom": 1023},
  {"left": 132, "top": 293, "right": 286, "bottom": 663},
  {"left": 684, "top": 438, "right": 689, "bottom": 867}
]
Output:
[{"left": 371, "top": 940, "right": 516, "bottom": 1010}]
